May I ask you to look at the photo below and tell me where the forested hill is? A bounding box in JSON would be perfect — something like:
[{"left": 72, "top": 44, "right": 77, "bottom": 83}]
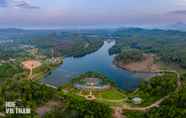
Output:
[
  {"left": 110, "top": 28, "right": 186, "bottom": 68},
  {"left": 28, "top": 32, "right": 104, "bottom": 57},
  {"left": 0, "top": 29, "right": 106, "bottom": 59}
]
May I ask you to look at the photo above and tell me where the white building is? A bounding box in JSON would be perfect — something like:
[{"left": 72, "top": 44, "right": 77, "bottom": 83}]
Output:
[{"left": 132, "top": 97, "right": 142, "bottom": 105}]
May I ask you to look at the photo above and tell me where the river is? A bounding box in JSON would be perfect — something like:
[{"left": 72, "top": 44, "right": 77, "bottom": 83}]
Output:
[{"left": 42, "top": 41, "right": 142, "bottom": 91}]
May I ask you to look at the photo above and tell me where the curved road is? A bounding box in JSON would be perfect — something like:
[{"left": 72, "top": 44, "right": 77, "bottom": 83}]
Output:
[
  {"left": 122, "top": 95, "right": 169, "bottom": 112},
  {"left": 122, "top": 70, "right": 181, "bottom": 112}
]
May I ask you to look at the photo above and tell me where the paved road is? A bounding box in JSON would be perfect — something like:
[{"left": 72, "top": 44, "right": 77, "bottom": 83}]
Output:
[{"left": 113, "top": 107, "right": 124, "bottom": 118}]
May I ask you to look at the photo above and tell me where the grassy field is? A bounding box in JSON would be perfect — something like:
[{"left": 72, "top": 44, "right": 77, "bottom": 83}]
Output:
[{"left": 97, "top": 88, "right": 125, "bottom": 100}]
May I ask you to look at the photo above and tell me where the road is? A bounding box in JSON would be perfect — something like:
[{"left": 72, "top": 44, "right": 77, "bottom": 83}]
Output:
[
  {"left": 123, "top": 96, "right": 169, "bottom": 112},
  {"left": 122, "top": 70, "right": 181, "bottom": 112},
  {"left": 113, "top": 107, "right": 124, "bottom": 118},
  {"left": 43, "top": 83, "right": 57, "bottom": 89},
  {"left": 0, "top": 112, "right": 5, "bottom": 117}
]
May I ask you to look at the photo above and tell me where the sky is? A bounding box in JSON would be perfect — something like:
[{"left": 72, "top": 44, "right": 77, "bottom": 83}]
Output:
[{"left": 1, "top": 0, "right": 186, "bottom": 28}]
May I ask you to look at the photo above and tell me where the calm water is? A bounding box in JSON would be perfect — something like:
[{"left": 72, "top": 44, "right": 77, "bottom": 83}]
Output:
[{"left": 42, "top": 41, "right": 142, "bottom": 91}]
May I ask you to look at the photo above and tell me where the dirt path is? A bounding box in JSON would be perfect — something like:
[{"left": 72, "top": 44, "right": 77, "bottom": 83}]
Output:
[
  {"left": 113, "top": 107, "right": 124, "bottom": 118},
  {"left": 0, "top": 112, "right": 5, "bottom": 117}
]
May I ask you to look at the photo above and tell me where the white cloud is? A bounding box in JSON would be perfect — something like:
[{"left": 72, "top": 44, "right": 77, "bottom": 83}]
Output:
[{"left": 0, "top": 0, "right": 39, "bottom": 9}]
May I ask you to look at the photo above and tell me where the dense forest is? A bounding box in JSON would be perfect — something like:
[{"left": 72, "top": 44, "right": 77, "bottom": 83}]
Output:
[
  {"left": 139, "top": 72, "right": 177, "bottom": 97},
  {"left": 0, "top": 63, "right": 23, "bottom": 79},
  {"left": 0, "top": 79, "right": 57, "bottom": 118},
  {"left": 29, "top": 32, "right": 104, "bottom": 57},
  {"left": 115, "top": 48, "right": 144, "bottom": 64}
]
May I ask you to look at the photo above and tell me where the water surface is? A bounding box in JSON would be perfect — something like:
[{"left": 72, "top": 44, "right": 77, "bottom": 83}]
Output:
[{"left": 42, "top": 41, "right": 142, "bottom": 90}]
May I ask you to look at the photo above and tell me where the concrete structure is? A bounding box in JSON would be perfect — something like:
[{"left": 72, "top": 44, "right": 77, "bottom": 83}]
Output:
[
  {"left": 132, "top": 97, "right": 142, "bottom": 105},
  {"left": 74, "top": 77, "right": 110, "bottom": 91}
]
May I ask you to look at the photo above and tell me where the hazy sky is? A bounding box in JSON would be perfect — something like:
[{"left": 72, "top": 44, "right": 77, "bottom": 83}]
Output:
[{"left": 1, "top": 0, "right": 186, "bottom": 28}]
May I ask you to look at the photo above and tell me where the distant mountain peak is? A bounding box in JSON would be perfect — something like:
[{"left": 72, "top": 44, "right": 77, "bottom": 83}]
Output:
[
  {"left": 0, "top": 28, "right": 23, "bottom": 32},
  {"left": 163, "top": 22, "right": 186, "bottom": 31},
  {"left": 171, "top": 22, "right": 186, "bottom": 27}
]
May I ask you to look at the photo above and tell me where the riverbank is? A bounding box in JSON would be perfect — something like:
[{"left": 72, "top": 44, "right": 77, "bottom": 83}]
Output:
[{"left": 114, "top": 54, "right": 161, "bottom": 73}]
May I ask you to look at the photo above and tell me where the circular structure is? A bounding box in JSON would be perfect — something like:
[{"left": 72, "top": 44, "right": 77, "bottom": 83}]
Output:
[
  {"left": 73, "top": 77, "right": 111, "bottom": 100},
  {"left": 22, "top": 60, "right": 41, "bottom": 70},
  {"left": 74, "top": 77, "right": 110, "bottom": 91}
]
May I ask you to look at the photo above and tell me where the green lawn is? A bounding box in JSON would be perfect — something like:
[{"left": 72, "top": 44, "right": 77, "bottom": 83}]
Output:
[{"left": 98, "top": 88, "right": 125, "bottom": 100}]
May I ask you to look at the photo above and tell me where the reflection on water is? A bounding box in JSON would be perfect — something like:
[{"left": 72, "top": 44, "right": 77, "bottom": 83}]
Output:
[{"left": 42, "top": 41, "right": 143, "bottom": 91}]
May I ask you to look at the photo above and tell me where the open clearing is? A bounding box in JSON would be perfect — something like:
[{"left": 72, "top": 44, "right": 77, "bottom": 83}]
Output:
[
  {"left": 120, "top": 54, "right": 160, "bottom": 73},
  {"left": 22, "top": 60, "right": 41, "bottom": 70}
]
